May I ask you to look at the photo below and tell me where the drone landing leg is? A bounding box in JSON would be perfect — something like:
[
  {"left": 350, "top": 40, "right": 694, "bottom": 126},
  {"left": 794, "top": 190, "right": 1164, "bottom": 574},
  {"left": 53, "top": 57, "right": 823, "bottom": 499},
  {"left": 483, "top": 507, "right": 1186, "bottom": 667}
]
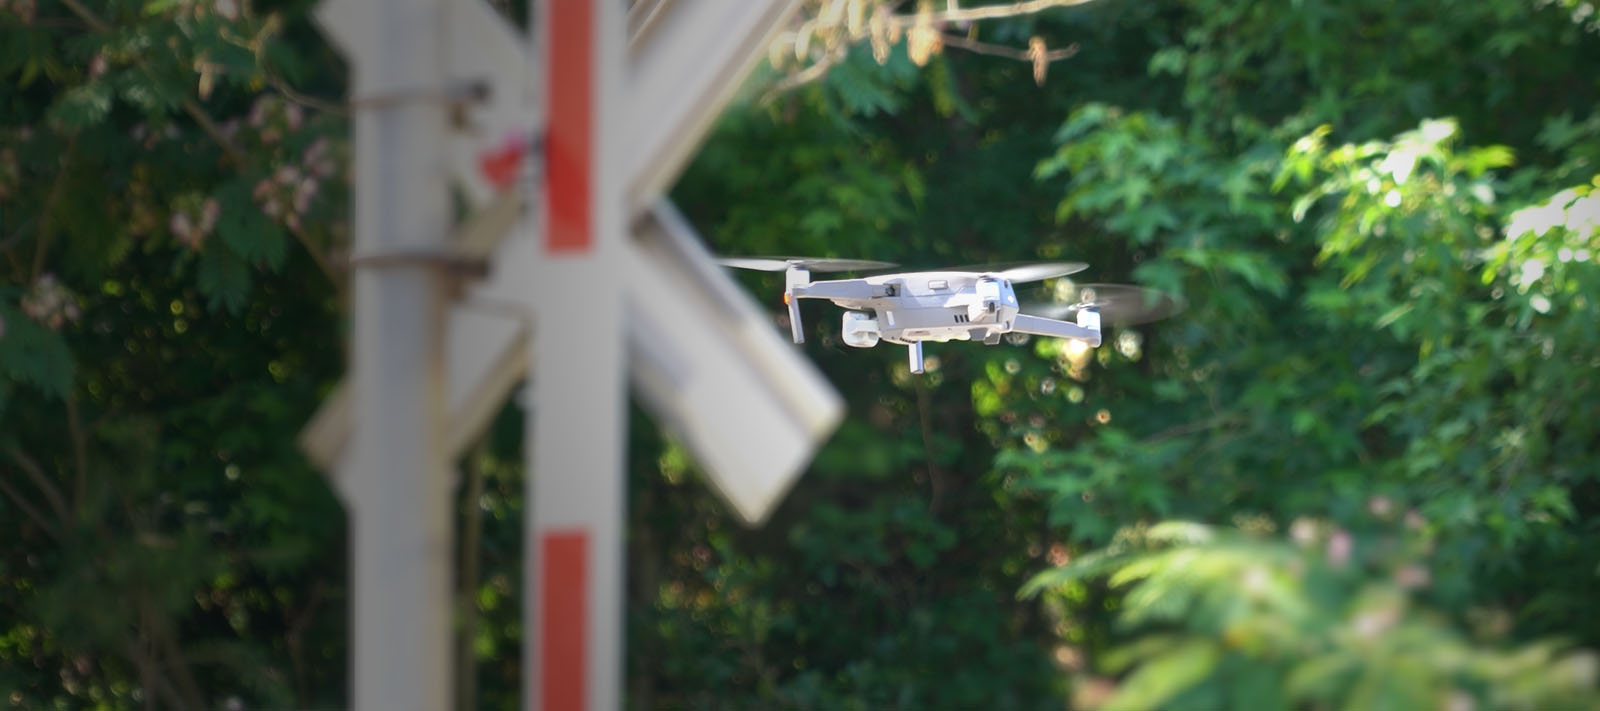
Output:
[
  {"left": 787, "top": 298, "right": 804, "bottom": 344},
  {"left": 908, "top": 342, "right": 924, "bottom": 374},
  {"left": 785, "top": 266, "right": 810, "bottom": 344}
]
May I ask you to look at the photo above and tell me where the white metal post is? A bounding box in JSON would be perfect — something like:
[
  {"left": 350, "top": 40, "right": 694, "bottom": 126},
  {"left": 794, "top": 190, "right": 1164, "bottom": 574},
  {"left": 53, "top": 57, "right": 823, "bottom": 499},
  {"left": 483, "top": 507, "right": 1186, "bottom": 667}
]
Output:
[
  {"left": 339, "top": 0, "right": 453, "bottom": 709},
  {"left": 527, "top": 1, "right": 626, "bottom": 710}
]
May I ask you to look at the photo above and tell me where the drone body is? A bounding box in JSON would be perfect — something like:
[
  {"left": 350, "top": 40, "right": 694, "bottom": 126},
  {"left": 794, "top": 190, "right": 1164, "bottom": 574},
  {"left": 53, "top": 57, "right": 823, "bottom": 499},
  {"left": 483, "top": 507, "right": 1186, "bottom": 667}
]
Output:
[
  {"left": 718, "top": 257, "right": 1181, "bottom": 374},
  {"left": 795, "top": 270, "right": 1101, "bottom": 373}
]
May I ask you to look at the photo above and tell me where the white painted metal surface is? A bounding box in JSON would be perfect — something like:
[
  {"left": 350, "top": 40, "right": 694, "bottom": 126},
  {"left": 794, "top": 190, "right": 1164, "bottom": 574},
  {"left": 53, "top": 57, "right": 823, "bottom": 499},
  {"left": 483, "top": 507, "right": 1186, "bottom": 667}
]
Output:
[
  {"left": 314, "top": 0, "right": 454, "bottom": 709},
  {"left": 623, "top": 0, "right": 802, "bottom": 212},
  {"left": 629, "top": 202, "right": 844, "bottom": 525},
  {"left": 304, "top": 1, "right": 839, "bottom": 708}
]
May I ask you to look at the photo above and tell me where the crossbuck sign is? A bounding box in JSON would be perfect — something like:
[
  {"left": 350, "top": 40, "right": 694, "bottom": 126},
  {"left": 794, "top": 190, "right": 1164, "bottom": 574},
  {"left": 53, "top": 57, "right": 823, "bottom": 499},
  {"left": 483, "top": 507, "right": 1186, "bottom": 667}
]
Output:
[{"left": 308, "top": 0, "right": 838, "bottom": 709}]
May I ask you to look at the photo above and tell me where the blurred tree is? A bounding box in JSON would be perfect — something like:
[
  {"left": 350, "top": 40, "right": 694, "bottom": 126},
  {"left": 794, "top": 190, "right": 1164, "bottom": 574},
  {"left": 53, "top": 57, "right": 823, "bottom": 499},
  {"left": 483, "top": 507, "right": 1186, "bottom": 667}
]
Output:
[
  {"left": 0, "top": 0, "right": 351, "bottom": 706},
  {"left": 3, "top": 0, "right": 1599, "bottom": 708}
]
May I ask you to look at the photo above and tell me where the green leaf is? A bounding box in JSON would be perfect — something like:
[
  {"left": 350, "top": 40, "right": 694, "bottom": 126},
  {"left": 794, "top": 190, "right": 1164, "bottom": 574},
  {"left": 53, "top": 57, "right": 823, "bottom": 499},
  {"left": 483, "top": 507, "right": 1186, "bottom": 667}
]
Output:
[
  {"left": 47, "top": 81, "right": 113, "bottom": 130},
  {"left": 0, "top": 305, "right": 74, "bottom": 401},
  {"left": 217, "top": 180, "right": 289, "bottom": 269},
  {"left": 197, "top": 244, "right": 252, "bottom": 314},
  {"left": 1103, "top": 639, "right": 1221, "bottom": 711}
]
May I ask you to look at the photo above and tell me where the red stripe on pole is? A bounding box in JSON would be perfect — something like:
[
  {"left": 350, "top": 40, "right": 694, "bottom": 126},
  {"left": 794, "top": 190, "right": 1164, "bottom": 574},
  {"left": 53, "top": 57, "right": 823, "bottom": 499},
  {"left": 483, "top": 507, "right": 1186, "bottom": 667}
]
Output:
[
  {"left": 540, "top": 530, "right": 588, "bottom": 710},
  {"left": 545, "top": 0, "right": 593, "bottom": 253}
]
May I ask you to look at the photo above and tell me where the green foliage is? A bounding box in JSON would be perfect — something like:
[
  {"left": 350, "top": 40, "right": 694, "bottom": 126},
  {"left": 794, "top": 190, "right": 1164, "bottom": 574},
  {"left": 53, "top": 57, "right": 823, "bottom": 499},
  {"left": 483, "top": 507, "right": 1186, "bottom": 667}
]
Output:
[
  {"left": 2, "top": 0, "right": 1599, "bottom": 707},
  {"left": 0, "top": 0, "right": 350, "bottom": 707},
  {"left": 1024, "top": 520, "right": 1600, "bottom": 711}
]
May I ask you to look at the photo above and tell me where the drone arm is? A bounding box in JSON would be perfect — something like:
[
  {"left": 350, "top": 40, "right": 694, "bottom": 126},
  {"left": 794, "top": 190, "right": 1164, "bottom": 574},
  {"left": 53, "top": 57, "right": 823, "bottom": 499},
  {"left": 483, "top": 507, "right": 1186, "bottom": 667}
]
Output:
[
  {"left": 1011, "top": 314, "right": 1102, "bottom": 347},
  {"left": 790, "top": 279, "right": 888, "bottom": 301},
  {"left": 784, "top": 277, "right": 888, "bottom": 345}
]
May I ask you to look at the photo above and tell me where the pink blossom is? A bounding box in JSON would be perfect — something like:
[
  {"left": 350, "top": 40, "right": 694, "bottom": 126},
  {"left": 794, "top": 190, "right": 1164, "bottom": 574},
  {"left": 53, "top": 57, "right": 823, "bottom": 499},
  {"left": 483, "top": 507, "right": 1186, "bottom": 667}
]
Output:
[
  {"left": 1368, "top": 496, "right": 1394, "bottom": 518},
  {"left": 293, "top": 177, "right": 319, "bottom": 214},
  {"left": 214, "top": 0, "right": 238, "bottom": 20},
  {"left": 303, "top": 137, "right": 329, "bottom": 163},
  {"left": 1445, "top": 691, "right": 1476, "bottom": 711},
  {"left": 1289, "top": 518, "right": 1317, "bottom": 546},
  {"left": 1047, "top": 543, "right": 1070, "bottom": 567},
  {"left": 274, "top": 164, "right": 301, "bottom": 186},
  {"left": 1394, "top": 564, "right": 1430, "bottom": 590},
  {"left": 303, "top": 138, "right": 337, "bottom": 178},
  {"left": 249, "top": 97, "right": 272, "bottom": 128},
  {"left": 169, "top": 211, "right": 193, "bottom": 238},
  {"left": 1351, "top": 603, "right": 1400, "bottom": 640},
  {"left": 200, "top": 198, "right": 221, "bottom": 233},
  {"left": 88, "top": 52, "right": 108, "bottom": 79},
  {"left": 1326, "top": 529, "right": 1353, "bottom": 567},
  {"left": 1404, "top": 509, "right": 1425, "bottom": 530},
  {"left": 19, "top": 274, "right": 78, "bottom": 331}
]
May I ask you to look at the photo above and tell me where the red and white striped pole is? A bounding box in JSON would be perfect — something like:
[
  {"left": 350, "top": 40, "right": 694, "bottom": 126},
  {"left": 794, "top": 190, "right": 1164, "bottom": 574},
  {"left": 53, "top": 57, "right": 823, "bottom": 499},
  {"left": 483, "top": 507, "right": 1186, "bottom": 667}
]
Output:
[{"left": 527, "top": 1, "right": 625, "bottom": 709}]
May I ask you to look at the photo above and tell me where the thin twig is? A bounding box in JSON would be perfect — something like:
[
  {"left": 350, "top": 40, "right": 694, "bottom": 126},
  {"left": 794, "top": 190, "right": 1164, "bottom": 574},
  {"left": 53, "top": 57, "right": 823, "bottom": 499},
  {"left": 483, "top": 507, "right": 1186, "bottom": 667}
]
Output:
[
  {"left": 939, "top": 33, "right": 1078, "bottom": 61},
  {"left": 247, "top": 13, "right": 348, "bottom": 115},
  {"left": 266, "top": 74, "right": 348, "bottom": 115},
  {"left": 154, "top": 607, "right": 207, "bottom": 709},
  {"left": 56, "top": 0, "right": 108, "bottom": 31},
  {"left": 896, "top": 0, "right": 1096, "bottom": 25},
  {"left": 0, "top": 215, "right": 39, "bottom": 253},
  {"left": 7, "top": 445, "right": 71, "bottom": 527},
  {"left": 126, "top": 639, "right": 185, "bottom": 711},
  {"left": 761, "top": 46, "right": 852, "bottom": 103},
  {"left": 29, "top": 136, "right": 75, "bottom": 282},
  {"left": 180, "top": 100, "right": 247, "bottom": 164},
  {"left": 66, "top": 396, "right": 89, "bottom": 511},
  {"left": 0, "top": 473, "right": 62, "bottom": 542}
]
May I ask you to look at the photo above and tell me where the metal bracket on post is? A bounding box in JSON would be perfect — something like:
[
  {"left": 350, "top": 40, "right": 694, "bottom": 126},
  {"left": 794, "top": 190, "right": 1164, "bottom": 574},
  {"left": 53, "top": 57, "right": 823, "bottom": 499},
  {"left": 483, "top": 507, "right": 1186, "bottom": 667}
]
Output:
[{"left": 908, "top": 341, "right": 925, "bottom": 374}]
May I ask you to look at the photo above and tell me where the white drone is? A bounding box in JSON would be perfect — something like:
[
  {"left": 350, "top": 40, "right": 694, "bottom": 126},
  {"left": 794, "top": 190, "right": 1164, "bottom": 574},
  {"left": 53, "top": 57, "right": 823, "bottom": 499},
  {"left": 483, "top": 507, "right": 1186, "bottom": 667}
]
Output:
[{"left": 718, "top": 257, "right": 1183, "bottom": 373}]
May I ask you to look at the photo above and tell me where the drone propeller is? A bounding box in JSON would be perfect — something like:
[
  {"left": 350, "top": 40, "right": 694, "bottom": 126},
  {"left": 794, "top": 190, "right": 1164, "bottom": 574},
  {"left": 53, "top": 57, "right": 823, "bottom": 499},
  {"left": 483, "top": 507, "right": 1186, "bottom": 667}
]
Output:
[
  {"left": 1024, "top": 283, "right": 1186, "bottom": 326},
  {"left": 718, "top": 256, "right": 896, "bottom": 345},
  {"left": 717, "top": 256, "right": 899, "bottom": 272},
  {"left": 946, "top": 261, "right": 1090, "bottom": 283}
]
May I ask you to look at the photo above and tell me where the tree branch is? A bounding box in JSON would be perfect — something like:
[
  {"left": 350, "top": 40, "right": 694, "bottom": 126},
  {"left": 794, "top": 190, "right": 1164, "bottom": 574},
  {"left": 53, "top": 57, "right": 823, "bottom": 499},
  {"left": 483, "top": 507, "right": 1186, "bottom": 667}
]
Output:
[
  {"left": 61, "top": 0, "right": 249, "bottom": 164},
  {"left": 59, "top": 0, "right": 341, "bottom": 289},
  {"left": 939, "top": 33, "right": 1078, "bottom": 61},
  {"left": 29, "top": 136, "right": 75, "bottom": 282},
  {"left": 7, "top": 445, "right": 71, "bottom": 528},
  {"left": 66, "top": 397, "right": 89, "bottom": 511},
  {"left": 896, "top": 0, "right": 1096, "bottom": 25},
  {"left": 760, "top": 46, "right": 851, "bottom": 104},
  {"left": 0, "top": 472, "right": 62, "bottom": 542}
]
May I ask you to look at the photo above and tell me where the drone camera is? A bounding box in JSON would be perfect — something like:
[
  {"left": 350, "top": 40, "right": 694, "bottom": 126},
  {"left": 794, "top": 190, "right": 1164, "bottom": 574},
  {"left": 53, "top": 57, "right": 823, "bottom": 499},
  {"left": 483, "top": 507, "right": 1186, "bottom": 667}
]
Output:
[{"left": 840, "top": 310, "right": 880, "bottom": 348}]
